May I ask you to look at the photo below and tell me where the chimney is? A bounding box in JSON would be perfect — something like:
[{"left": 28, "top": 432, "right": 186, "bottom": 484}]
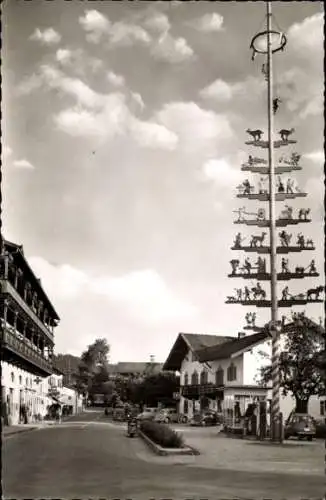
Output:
[{"left": 238, "top": 332, "right": 246, "bottom": 340}]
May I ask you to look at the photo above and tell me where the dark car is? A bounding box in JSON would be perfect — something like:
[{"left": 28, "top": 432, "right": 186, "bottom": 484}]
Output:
[
  {"left": 191, "top": 410, "right": 218, "bottom": 426},
  {"left": 284, "top": 412, "right": 316, "bottom": 440}
]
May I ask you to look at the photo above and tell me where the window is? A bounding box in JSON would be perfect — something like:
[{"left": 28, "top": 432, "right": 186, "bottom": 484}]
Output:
[
  {"left": 68, "top": 396, "right": 72, "bottom": 401},
  {"left": 227, "top": 363, "right": 237, "bottom": 382},
  {"left": 184, "top": 373, "right": 188, "bottom": 386},
  {"left": 19, "top": 375, "right": 22, "bottom": 385},
  {"left": 10, "top": 372, "right": 14, "bottom": 383},
  {"left": 215, "top": 367, "right": 224, "bottom": 386},
  {"left": 200, "top": 370, "right": 208, "bottom": 385},
  {"left": 191, "top": 371, "right": 198, "bottom": 385},
  {"left": 320, "top": 401, "right": 325, "bottom": 416}
]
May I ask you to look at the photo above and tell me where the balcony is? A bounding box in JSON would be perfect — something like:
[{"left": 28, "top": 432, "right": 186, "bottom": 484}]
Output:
[
  {"left": 0, "top": 279, "right": 53, "bottom": 342},
  {"left": 1, "top": 326, "right": 53, "bottom": 376},
  {"left": 181, "top": 383, "right": 224, "bottom": 398}
]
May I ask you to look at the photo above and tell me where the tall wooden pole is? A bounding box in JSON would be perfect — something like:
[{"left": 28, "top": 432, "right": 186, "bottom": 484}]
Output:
[{"left": 267, "top": 0, "right": 281, "bottom": 441}]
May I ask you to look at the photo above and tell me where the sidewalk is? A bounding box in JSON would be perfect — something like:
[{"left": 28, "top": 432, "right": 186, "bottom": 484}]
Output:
[
  {"left": 180, "top": 428, "right": 325, "bottom": 476},
  {"left": 3, "top": 414, "right": 83, "bottom": 437}
]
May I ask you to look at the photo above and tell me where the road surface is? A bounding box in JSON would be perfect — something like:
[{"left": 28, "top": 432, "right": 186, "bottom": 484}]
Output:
[{"left": 3, "top": 410, "right": 324, "bottom": 499}]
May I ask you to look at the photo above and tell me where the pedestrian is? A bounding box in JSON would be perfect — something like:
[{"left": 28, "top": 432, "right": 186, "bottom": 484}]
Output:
[{"left": 55, "top": 404, "right": 62, "bottom": 424}]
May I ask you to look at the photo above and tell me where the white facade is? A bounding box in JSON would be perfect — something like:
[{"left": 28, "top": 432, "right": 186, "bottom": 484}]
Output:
[
  {"left": 1, "top": 361, "right": 53, "bottom": 425},
  {"left": 60, "top": 385, "right": 83, "bottom": 414},
  {"left": 178, "top": 335, "right": 325, "bottom": 422},
  {"left": 1, "top": 362, "right": 83, "bottom": 425}
]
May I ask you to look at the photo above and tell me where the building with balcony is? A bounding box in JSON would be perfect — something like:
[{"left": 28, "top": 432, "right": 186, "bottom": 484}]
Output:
[
  {"left": 1, "top": 240, "right": 60, "bottom": 425},
  {"left": 163, "top": 329, "right": 326, "bottom": 423}
]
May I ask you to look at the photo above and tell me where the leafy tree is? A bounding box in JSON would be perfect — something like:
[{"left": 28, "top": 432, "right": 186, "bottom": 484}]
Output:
[
  {"left": 75, "top": 338, "right": 110, "bottom": 398},
  {"left": 258, "top": 314, "right": 325, "bottom": 413},
  {"left": 131, "top": 372, "right": 180, "bottom": 407}
]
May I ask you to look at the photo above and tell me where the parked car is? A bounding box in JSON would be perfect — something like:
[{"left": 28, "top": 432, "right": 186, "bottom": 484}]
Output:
[
  {"left": 284, "top": 412, "right": 316, "bottom": 440},
  {"left": 314, "top": 418, "right": 326, "bottom": 438},
  {"left": 191, "top": 410, "right": 218, "bottom": 426},
  {"left": 137, "top": 408, "right": 158, "bottom": 421},
  {"left": 154, "top": 408, "right": 179, "bottom": 424}
]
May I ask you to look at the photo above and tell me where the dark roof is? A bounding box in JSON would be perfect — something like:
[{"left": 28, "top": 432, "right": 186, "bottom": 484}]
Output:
[
  {"left": 4, "top": 240, "right": 60, "bottom": 320},
  {"left": 196, "top": 331, "right": 269, "bottom": 363},
  {"left": 107, "top": 362, "right": 163, "bottom": 375},
  {"left": 163, "top": 333, "right": 234, "bottom": 371}
]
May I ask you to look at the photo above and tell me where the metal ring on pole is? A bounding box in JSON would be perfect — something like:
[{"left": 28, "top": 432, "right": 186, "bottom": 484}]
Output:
[{"left": 250, "top": 30, "right": 287, "bottom": 56}]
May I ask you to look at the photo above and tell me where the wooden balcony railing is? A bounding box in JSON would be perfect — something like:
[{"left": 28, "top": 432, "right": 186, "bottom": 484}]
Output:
[
  {"left": 1, "top": 326, "right": 53, "bottom": 375},
  {"left": 1, "top": 279, "right": 53, "bottom": 341},
  {"left": 181, "top": 383, "right": 224, "bottom": 397}
]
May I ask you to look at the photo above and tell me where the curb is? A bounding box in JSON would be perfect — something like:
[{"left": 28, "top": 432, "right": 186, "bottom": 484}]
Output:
[
  {"left": 138, "top": 429, "right": 200, "bottom": 456},
  {"left": 3, "top": 427, "right": 38, "bottom": 437}
]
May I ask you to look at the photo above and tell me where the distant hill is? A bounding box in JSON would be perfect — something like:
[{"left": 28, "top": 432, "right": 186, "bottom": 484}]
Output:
[{"left": 54, "top": 354, "right": 81, "bottom": 387}]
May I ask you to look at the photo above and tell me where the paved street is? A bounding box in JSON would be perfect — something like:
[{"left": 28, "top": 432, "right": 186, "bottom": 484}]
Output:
[{"left": 3, "top": 410, "right": 324, "bottom": 499}]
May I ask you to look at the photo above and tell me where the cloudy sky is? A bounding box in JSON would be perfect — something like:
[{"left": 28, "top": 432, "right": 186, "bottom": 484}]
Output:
[{"left": 2, "top": 1, "right": 324, "bottom": 363}]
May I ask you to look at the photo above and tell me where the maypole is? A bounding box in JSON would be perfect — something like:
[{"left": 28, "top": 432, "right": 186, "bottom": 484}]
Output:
[{"left": 226, "top": 0, "right": 324, "bottom": 442}]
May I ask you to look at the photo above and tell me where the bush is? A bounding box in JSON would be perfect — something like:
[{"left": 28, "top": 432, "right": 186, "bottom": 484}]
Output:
[{"left": 140, "top": 420, "right": 184, "bottom": 448}]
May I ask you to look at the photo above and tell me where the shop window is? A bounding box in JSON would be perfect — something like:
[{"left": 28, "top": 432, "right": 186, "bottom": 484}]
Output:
[
  {"left": 320, "top": 401, "right": 325, "bottom": 416},
  {"left": 215, "top": 367, "right": 224, "bottom": 386},
  {"left": 191, "top": 371, "right": 198, "bottom": 385},
  {"left": 184, "top": 373, "right": 188, "bottom": 386},
  {"left": 227, "top": 363, "right": 237, "bottom": 382},
  {"left": 200, "top": 370, "right": 208, "bottom": 385}
]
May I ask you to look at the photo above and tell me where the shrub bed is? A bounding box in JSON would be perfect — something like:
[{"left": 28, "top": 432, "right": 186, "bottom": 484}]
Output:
[{"left": 140, "top": 420, "right": 184, "bottom": 449}]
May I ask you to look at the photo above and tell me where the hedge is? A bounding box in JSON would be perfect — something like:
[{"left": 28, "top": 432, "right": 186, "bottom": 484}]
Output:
[{"left": 140, "top": 420, "right": 184, "bottom": 448}]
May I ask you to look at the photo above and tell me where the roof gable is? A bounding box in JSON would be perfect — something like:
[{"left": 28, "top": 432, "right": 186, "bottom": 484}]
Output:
[
  {"left": 196, "top": 331, "right": 269, "bottom": 363},
  {"left": 163, "top": 332, "right": 234, "bottom": 371}
]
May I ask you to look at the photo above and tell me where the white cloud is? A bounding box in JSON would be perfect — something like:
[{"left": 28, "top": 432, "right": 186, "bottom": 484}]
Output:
[
  {"left": 190, "top": 13, "right": 224, "bottom": 32},
  {"left": 79, "top": 10, "right": 151, "bottom": 47},
  {"left": 288, "top": 12, "right": 323, "bottom": 57},
  {"left": 131, "top": 92, "right": 145, "bottom": 110},
  {"left": 79, "top": 10, "right": 111, "bottom": 43},
  {"left": 155, "top": 101, "right": 233, "bottom": 152},
  {"left": 55, "top": 48, "right": 103, "bottom": 74},
  {"left": 13, "top": 159, "right": 35, "bottom": 170},
  {"left": 27, "top": 258, "right": 197, "bottom": 325},
  {"left": 304, "top": 150, "right": 324, "bottom": 163},
  {"left": 109, "top": 22, "right": 151, "bottom": 47},
  {"left": 56, "top": 48, "right": 73, "bottom": 65},
  {"left": 276, "top": 66, "right": 322, "bottom": 119},
  {"left": 151, "top": 33, "right": 194, "bottom": 63},
  {"left": 28, "top": 257, "right": 89, "bottom": 300},
  {"left": 107, "top": 71, "right": 125, "bottom": 87},
  {"left": 16, "top": 73, "right": 43, "bottom": 96},
  {"left": 200, "top": 78, "right": 233, "bottom": 101},
  {"left": 3, "top": 146, "right": 13, "bottom": 158},
  {"left": 30, "top": 27, "right": 61, "bottom": 45},
  {"left": 91, "top": 269, "right": 198, "bottom": 325},
  {"left": 143, "top": 12, "right": 170, "bottom": 34},
  {"left": 201, "top": 158, "right": 243, "bottom": 188},
  {"left": 40, "top": 65, "right": 103, "bottom": 109},
  {"left": 129, "top": 118, "right": 178, "bottom": 150}
]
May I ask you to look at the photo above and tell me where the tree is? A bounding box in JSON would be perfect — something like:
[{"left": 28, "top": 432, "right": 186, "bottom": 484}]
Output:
[
  {"left": 74, "top": 338, "right": 110, "bottom": 399},
  {"left": 258, "top": 314, "right": 325, "bottom": 413},
  {"left": 131, "top": 372, "right": 180, "bottom": 407}
]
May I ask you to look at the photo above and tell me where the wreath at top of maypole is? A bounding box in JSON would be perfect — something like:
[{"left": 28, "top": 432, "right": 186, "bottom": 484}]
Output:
[{"left": 250, "top": 30, "right": 287, "bottom": 61}]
